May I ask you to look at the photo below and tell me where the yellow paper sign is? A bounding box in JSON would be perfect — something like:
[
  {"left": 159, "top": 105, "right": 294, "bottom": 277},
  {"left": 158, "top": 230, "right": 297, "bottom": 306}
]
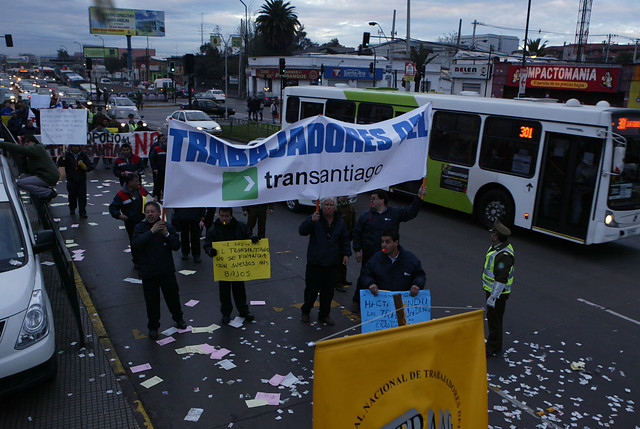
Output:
[{"left": 212, "top": 239, "right": 270, "bottom": 281}]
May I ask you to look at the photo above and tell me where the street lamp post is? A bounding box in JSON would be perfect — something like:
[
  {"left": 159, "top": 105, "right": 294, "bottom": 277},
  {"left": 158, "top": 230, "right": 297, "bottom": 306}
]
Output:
[
  {"left": 94, "top": 35, "right": 105, "bottom": 102},
  {"left": 239, "top": 0, "right": 248, "bottom": 98},
  {"left": 369, "top": 21, "right": 391, "bottom": 88}
]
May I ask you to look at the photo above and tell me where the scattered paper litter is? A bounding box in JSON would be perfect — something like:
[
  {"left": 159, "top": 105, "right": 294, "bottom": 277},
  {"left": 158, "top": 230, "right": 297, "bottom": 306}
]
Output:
[
  {"left": 178, "top": 270, "right": 197, "bottom": 276},
  {"left": 280, "top": 372, "right": 300, "bottom": 387},
  {"left": 185, "top": 299, "right": 199, "bottom": 307},
  {"left": 123, "top": 277, "right": 143, "bottom": 284},
  {"left": 255, "top": 392, "right": 281, "bottom": 405},
  {"left": 140, "top": 376, "right": 163, "bottom": 389},
  {"left": 209, "top": 348, "right": 231, "bottom": 360},
  {"left": 191, "top": 323, "right": 220, "bottom": 334},
  {"left": 156, "top": 336, "right": 176, "bottom": 346},
  {"left": 228, "top": 317, "right": 245, "bottom": 328},
  {"left": 161, "top": 327, "right": 178, "bottom": 336},
  {"left": 250, "top": 300, "right": 266, "bottom": 305},
  {"left": 216, "top": 359, "right": 236, "bottom": 370},
  {"left": 41, "top": 261, "right": 56, "bottom": 266},
  {"left": 184, "top": 408, "right": 204, "bottom": 422},
  {"left": 571, "top": 361, "right": 586, "bottom": 371},
  {"left": 245, "top": 399, "right": 269, "bottom": 408},
  {"left": 269, "top": 374, "right": 286, "bottom": 386},
  {"left": 130, "top": 363, "right": 152, "bottom": 373}
]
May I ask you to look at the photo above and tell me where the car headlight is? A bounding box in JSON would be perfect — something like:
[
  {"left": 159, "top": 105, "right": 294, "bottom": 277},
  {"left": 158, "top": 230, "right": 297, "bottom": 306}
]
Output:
[
  {"left": 214, "top": 126, "right": 221, "bottom": 131},
  {"left": 120, "top": 122, "right": 126, "bottom": 127},
  {"left": 197, "top": 126, "right": 203, "bottom": 130},
  {"left": 15, "top": 289, "right": 49, "bottom": 350}
]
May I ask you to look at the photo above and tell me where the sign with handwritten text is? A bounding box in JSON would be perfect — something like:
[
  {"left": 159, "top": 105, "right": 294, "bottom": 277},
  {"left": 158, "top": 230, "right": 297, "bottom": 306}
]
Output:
[
  {"left": 359, "top": 290, "right": 431, "bottom": 334},
  {"left": 211, "top": 239, "right": 270, "bottom": 281},
  {"left": 40, "top": 109, "right": 88, "bottom": 145}
]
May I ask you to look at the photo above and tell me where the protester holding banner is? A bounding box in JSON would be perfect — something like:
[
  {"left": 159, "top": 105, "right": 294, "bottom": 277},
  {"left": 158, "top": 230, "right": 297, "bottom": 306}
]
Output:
[
  {"left": 0, "top": 134, "right": 59, "bottom": 203},
  {"left": 113, "top": 143, "right": 145, "bottom": 186},
  {"left": 361, "top": 229, "right": 426, "bottom": 299},
  {"left": 335, "top": 195, "right": 356, "bottom": 292},
  {"left": 241, "top": 203, "right": 274, "bottom": 239},
  {"left": 149, "top": 135, "right": 168, "bottom": 202},
  {"left": 483, "top": 220, "right": 515, "bottom": 358},
  {"left": 299, "top": 197, "right": 351, "bottom": 326},
  {"left": 57, "top": 145, "right": 94, "bottom": 217},
  {"left": 351, "top": 186, "right": 426, "bottom": 312},
  {"left": 203, "top": 208, "right": 258, "bottom": 324},
  {"left": 132, "top": 201, "right": 187, "bottom": 341},
  {"left": 109, "top": 173, "right": 150, "bottom": 268}
]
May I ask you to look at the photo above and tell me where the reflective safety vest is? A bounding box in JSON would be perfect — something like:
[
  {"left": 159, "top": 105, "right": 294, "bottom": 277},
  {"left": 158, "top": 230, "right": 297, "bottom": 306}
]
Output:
[
  {"left": 87, "top": 111, "right": 94, "bottom": 123},
  {"left": 127, "top": 122, "right": 138, "bottom": 132},
  {"left": 482, "top": 244, "right": 514, "bottom": 293}
]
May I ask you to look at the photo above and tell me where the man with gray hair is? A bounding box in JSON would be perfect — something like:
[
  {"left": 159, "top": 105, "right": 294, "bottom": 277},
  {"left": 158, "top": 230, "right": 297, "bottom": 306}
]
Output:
[{"left": 298, "top": 197, "right": 351, "bottom": 326}]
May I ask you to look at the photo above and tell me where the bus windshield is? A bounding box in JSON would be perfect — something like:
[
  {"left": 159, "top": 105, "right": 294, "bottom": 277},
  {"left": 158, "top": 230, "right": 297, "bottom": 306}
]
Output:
[{"left": 609, "top": 116, "right": 640, "bottom": 210}]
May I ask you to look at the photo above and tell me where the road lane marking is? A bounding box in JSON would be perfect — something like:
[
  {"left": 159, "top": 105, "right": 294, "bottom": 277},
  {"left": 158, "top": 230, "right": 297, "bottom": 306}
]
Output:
[{"left": 577, "top": 298, "right": 640, "bottom": 326}]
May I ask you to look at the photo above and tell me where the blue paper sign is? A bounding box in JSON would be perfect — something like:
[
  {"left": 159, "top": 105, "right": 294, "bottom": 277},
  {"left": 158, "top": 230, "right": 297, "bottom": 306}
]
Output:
[{"left": 359, "top": 290, "right": 431, "bottom": 334}]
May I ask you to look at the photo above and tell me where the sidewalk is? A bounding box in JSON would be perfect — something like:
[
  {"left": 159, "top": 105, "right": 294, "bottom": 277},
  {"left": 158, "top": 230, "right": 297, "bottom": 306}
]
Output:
[{"left": 0, "top": 197, "right": 141, "bottom": 428}]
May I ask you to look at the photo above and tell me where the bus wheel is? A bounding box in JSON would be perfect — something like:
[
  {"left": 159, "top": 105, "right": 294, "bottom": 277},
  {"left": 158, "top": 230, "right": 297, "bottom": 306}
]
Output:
[
  {"left": 476, "top": 190, "right": 513, "bottom": 229},
  {"left": 286, "top": 200, "right": 300, "bottom": 212}
]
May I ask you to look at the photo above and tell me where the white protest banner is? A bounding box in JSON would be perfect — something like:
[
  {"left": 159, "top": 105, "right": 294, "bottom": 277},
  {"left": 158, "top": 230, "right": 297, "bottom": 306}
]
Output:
[
  {"left": 29, "top": 94, "right": 52, "bottom": 109},
  {"left": 163, "top": 104, "right": 431, "bottom": 208},
  {"left": 87, "top": 130, "right": 158, "bottom": 158},
  {"left": 40, "top": 109, "right": 88, "bottom": 145}
]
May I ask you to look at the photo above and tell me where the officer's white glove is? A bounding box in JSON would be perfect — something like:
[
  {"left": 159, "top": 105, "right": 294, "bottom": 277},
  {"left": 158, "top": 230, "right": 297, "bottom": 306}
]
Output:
[{"left": 487, "top": 282, "right": 506, "bottom": 308}]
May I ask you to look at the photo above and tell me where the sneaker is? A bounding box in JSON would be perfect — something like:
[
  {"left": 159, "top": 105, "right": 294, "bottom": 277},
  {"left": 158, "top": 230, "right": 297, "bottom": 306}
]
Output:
[
  {"left": 239, "top": 312, "right": 255, "bottom": 322},
  {"left": 300, "top": 313, "right": 310, "bottom": 323},
  {"left": 148, "top": 329, "right": 158, "bottom": 341},
  {"left": 335, "top": 286, "right": 347, "bottom": 292},
  {"left": 181, "top": 254, "right": 189, "bottom": 260},
  {"left": 193, "top": 256, "right": 201, "bottom": 263},
  {"left": 319, "top": 316, "right": 335, "bottom": 326},
  {"left": 221, "top": 315, "right": 231, "bottom": 324},
  {"left": 176, "top": 319, "right": 187, "bottom": 330},
  {"left": 350, "top": 302, "right": 360, "bottom": 314}
]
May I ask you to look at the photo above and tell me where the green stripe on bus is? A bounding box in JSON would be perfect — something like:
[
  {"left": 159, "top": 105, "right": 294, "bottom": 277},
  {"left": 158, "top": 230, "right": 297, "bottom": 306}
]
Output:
[
  {"left": 424, "top": 159, "right": 474, "bottom": 214},
  {"left": 344, "top": 90, "right": 420, "bottom": 107}
]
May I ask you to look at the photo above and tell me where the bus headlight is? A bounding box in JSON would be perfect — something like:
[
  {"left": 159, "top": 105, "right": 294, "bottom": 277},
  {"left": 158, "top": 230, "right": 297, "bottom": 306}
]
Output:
[
  {"left": 604, "top": 211, "right": 617, "bottom": 226},
  {"left": 15, "top": 290, "right": 49, "bottom": 350}
]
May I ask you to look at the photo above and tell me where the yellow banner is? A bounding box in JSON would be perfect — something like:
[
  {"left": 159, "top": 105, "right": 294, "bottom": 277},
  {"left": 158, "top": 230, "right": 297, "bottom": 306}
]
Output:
[
  {"left": 313, "top": 310, "right": 487, "bottom": 428},
  {"left": 211, "top": 239, "right": 270, "bottom": 281}
]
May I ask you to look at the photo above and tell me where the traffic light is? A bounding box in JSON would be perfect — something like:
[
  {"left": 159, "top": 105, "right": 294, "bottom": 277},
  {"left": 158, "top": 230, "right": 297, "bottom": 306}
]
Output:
[
  {"left": 402, "top": 78, "right": 406, "bottom": 88},
  {"left": 85, "top": 57, "right": 93, "bottom": 70},
  {"left": 369, "top": 62, "right": 374, "bottom": 74},
  {"left": 362, "top": 32, "right": 370, "bottom": 48},
  {"left": 5, "top": 34, "right": 13, "bottom": 47},
  {"left": 279, "top": 58, "right": 286, "bottom": 75},
  {"left": 184, "top": 54, "right": 194, "bottom": 74},
  {"left": 169, "top": 61, "right": 175, "bottom": 73}
]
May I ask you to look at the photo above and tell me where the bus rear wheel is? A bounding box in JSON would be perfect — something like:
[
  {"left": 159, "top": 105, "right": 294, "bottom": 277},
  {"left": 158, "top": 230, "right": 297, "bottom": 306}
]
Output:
[
  {"left": 286, "top": 200, "right": 300, "bottom": 212},
  {"left": 476, "top": 190, "right": 513, "bottom": 229}
]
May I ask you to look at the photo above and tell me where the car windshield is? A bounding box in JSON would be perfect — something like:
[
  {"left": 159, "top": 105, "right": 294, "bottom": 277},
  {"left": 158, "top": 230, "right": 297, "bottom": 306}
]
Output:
[
  {"left": 185, "top": 111, "right": 211, "bottom": 121},
  {"left": 114, "top": 110, "right": 140, "bottom": 120},
  {"left": 0, "top": 203, "right": 26, "bottom": 273},
  {"left": 116, "top": 98, "right": 135, "bottom": 106}
]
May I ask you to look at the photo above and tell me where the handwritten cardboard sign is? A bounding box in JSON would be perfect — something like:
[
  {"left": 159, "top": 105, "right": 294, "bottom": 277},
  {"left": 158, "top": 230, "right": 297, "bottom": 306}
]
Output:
[
  {"left": 40, "top": 108, "right": 88, "bottom": 145},
  {"left": 211, "top": 239, "right": 270, "bottom": 281},
  {"left": 359, "top": 289, "right": 431, "bottom": 334}
]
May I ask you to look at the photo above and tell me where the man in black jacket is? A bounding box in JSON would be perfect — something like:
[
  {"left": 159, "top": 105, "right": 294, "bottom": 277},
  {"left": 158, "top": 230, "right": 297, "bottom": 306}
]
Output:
[
  {"left": 132, "top": 201, "right": 186, "bottom": 340},
  {"left": 360, "top": 229, "right": 426, "bottom": 298},
  {"left": 299, "top": 197, "right": 351, "bottom": 326},
  {"left": 57, "top": 145, "right": 94, "bottom": 217},
  {"left": 204, "top": 207, "right": 258, "bottom": 324},
  {"left": 351, "top": 186, "right": 425, "bottom": 312}
]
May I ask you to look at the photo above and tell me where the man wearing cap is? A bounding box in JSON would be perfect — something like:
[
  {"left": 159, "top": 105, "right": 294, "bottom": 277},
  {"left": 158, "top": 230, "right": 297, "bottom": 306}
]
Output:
[
  {"left": 483, "top": 220, "right": 515, "bottom": 358},
  {"left": 125, "top": 113, "right": 138, "bottom": 132}
]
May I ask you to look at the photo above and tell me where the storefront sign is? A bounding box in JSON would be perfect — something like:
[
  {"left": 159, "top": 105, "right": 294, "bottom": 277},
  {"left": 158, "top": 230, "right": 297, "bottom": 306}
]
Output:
[
  {"left": 256, "top": 68, "right": 320, "bottom": 80},
  {"left": 323, "top": 67, "right": 383, "bottom": 81},
  {"left": 451, "top": 65, "right": 488, "bottom": 79},
  {"left": 507, "top": 65, "right": 620, "bottom": 93}
]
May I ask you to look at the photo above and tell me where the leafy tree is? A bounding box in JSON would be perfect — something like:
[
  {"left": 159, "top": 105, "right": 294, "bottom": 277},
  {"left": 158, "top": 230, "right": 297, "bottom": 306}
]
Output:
[
  {"left": 526, "top": 38, "right": 548, "bottom": 57},
  {"left": 410, "top": 45, "right": 436, "bottom": 92},
  {"left": 437, "top": 32, "right": 459, "bottom": 46},
  {"left": 327, "top": 38, "right": 341, "bottom": 47},
  {"left": 194, "top": 43, "right": 226, "bottom": 89},
  {"left": 104, "top": 53, "right": 127, "bottom": 74},
  {"left": 57, "top": 48, "right": 70, "bottom": 59},
  {"left": 255, "top": 0, "right": 301, "bottom": 55}
]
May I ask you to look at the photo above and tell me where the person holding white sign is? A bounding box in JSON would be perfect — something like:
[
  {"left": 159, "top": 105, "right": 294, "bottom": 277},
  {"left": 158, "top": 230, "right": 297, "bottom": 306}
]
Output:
[
  {"left": 360, "top": 229, "right": 425, "bottom": 298},
  {"left": 299, "top": 197, "right": 352, "bottom": 326}
]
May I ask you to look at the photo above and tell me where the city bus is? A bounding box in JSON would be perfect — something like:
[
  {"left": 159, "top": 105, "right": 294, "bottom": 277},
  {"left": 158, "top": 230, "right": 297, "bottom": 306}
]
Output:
[
  {"left": 282, "top": 86, "right": 640, "bottom": 244},
  {"left": 39, "top": 67, "right": 56, "bottom": 82}
]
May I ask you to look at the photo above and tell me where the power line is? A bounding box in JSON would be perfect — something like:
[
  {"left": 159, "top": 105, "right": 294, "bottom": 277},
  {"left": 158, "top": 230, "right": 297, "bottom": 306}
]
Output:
[{"left": 476, "top": 21, "right": 638, "bottom": 41}]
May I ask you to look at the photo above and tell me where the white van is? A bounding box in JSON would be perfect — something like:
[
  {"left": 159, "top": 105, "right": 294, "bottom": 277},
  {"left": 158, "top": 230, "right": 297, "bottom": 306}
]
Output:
[
  {"left": 154, "top": 78, "right": 174, "bottom": 89},
  {"left": 0, "top": 151, "right": 57, "bottom": 394}
]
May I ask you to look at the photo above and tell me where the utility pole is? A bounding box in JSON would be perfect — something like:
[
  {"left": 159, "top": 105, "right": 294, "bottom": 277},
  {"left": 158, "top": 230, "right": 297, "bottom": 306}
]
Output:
[
  {"left": 406, "top": 0, "right": 411, "bottom": 55},
  {"left": 471, "top": 19, "right": 479, "bottom": 47}
]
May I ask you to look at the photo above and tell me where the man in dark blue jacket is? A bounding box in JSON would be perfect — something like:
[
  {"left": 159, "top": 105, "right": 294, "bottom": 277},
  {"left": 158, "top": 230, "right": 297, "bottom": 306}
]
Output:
[
  {"left": 204, "top": 208, "right": 258, "bottom": 324},
  {"left": 360, "top": 229, "right": 426, "bottom": 298},
  {"left": 299, "top": 197, "right": 351, "bottom": 326},
  {"left": 132, "top": 201, "right": 186, "bottom": 340},
  {"left": 57, "top": 145, "right": 94, "bottom": 217},
  {"left": 351, "top": 186, "right": 425, "bottom": 311}
]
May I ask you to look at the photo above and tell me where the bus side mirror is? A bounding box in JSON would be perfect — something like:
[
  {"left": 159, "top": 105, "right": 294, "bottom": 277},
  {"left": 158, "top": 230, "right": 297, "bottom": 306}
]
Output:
[{"left": 611, "top": 145, "right": 625, "bottom": 175}]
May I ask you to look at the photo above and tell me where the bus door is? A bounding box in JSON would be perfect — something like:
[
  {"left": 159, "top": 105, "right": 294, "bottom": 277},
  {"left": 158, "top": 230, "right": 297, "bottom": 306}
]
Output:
[{"left": 533, "top": 132, "right": 603, "bottom": 241}]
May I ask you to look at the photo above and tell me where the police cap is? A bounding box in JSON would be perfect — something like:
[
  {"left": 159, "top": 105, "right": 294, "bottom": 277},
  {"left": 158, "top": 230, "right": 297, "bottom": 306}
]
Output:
[{"left": 490, "top": 220, "right": 511, "bottom": 237}]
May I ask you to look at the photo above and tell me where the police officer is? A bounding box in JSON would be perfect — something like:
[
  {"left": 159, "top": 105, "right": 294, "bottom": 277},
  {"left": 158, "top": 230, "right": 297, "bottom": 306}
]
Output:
[{"left": 483, "top": 220, "right": 515, "bottom": 358}]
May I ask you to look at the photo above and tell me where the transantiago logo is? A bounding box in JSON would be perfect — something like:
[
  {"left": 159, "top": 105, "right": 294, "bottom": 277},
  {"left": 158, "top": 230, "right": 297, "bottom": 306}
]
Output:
[
  {"left": 381, "top": 408, "right": 453, "bottom": 429},
  {"left": 222, "top": 167, "right": 258, "bottom": 201}
]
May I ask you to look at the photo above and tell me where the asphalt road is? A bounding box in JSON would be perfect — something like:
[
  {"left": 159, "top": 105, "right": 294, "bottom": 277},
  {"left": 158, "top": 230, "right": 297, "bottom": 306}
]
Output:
[{"left": 35, "top": 164, "right": 640, "bottom": 428}]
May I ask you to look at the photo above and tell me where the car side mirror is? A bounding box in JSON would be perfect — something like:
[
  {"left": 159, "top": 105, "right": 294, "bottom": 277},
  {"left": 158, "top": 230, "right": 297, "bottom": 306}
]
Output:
[{"left": 33, "top": 230, "right": 55, "bottom": 254}]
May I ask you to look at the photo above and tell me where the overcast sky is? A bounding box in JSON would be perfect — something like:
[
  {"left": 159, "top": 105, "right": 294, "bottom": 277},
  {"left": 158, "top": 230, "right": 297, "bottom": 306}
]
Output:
[{"left": 1, "top": 0, "right": 638, "bottom": 59}]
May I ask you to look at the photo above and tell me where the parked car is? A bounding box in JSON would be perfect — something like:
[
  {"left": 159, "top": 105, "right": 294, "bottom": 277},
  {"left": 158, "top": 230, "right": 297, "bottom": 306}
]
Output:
[
  {"left": 106, "top": 96, "right": 137, "bottom": 112},
  {"left": 166, "top": 110, "right": 222, "bottom": 135},
  {"left": 255, "top": 91, "right": 279, "bottom": 106},
  {"left": 195, "top": 89, "right": 225, "bottom": 103},
  {"left": 0, "top": 154, "right": 57, "bottom": 395},
  {"left": 181, "top": 99, "right": 235, "bottom": 117},
  {"left": 285, "top": 195, "right": 358, "bottom": 212}
]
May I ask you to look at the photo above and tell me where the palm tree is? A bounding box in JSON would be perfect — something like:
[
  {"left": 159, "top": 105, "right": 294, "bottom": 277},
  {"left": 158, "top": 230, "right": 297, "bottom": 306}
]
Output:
[
  {"left": 410, "top": 45, "right": 436, "bottom": 92},
  {"left": 526, "top": 38, "right": 548, "bottom": 57},
  {"left": 255, "top": 0, "right": 301, "bottom": 55}
]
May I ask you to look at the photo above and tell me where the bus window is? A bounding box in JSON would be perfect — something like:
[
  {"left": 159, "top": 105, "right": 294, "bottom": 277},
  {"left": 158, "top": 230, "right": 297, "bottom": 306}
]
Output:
[
  {"left": 479, "top": 117, "right": 541, "bottom": 177},
  {"left": 285, "top": 96, "right": 300, "bottom": 124},
  {"left": 428, "top": 111, "right": 481, "bottom": 166},
  {"left": 301, "top": 101, "right": 324, "bottom": 119},
  {"left": 325, "top": 99, "right": 355, "bottom": 123},
  {"left": 356, "top": 103, "right": 393, "bottom": 124}
]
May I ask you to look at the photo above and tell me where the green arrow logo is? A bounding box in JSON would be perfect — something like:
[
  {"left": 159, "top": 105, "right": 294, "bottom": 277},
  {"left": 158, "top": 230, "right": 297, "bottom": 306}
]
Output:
[{"left": 222, "top": 167, "right": 258, "bottom": 201}]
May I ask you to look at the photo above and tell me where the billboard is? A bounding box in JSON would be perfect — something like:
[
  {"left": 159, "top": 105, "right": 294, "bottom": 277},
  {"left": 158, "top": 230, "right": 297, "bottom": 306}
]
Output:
[
  {"left": 89, "top": 7, "right": 165, "bottom": 37},
  {"left": 507, "top": 64, "right": 620, "bottom": 93},
  {"left": 83, "top": 46, "right": 119, "bottom": 59}
]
